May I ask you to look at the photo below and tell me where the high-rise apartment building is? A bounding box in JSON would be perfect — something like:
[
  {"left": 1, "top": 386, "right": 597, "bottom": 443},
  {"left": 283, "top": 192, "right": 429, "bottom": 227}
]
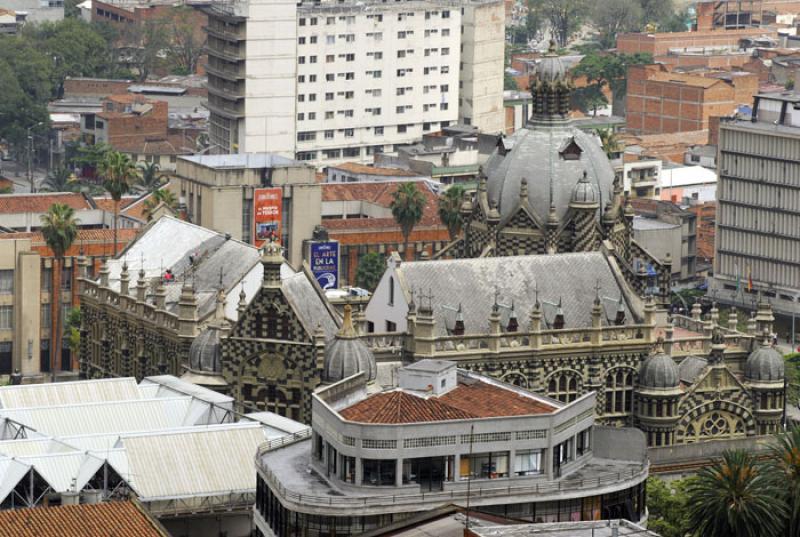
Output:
[
  {"left": 712, "top": 90, "right": 800, "bottom": 319},
  {"left": 204, "top": 0, "right": 503, "bottom": 164}
]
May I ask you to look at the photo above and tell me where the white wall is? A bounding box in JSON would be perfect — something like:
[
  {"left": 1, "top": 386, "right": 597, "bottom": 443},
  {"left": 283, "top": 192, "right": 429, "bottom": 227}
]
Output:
[{"left": 364, "top": 254, "right": 408, "bottom": 333}]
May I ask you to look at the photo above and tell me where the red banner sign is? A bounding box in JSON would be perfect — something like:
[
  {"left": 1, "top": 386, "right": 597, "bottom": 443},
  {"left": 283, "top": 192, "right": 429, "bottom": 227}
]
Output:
[{"left": 253, "top": 187, "right": 282, "bottom": 247}]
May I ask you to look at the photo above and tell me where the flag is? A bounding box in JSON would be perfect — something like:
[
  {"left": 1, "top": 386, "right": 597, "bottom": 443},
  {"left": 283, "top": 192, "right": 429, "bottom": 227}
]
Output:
[{"left": 735, "top": 263, "right": 741, "bottom": 293}]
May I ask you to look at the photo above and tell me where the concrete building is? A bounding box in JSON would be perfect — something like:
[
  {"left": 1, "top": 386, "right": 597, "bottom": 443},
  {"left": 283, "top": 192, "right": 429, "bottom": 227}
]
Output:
[
  {"left": 0, "top": 229, "right": 138, "bottom": 379},
  {"left": 203, "top": 0, "right": 504, "bottom": 164},
  {"left": 620, "top": 155, "right": 662, "bottom": 199},
  {"left": 712, "top": 89, "right": 800, "bottom": 321},
  {"left": 324, "top": 162, "right": 427, "bottom": 184},
  {"left": 617, "top": 27, "right": 778, "bottom": 57},
  {"left": 660, "top": 163, "right": 718, "bottom": 204},
  {"left": 254, "top": 359, "right": 649, "bottom": 536},
  {"left": 0, "top": 0, "right": 62, "bottom": 23},
  {"left": 632, "top": 198, "right": 698, "bottom": 282},
  {"left": 169, "top": 154, "right": 320, "bottom": 267}
]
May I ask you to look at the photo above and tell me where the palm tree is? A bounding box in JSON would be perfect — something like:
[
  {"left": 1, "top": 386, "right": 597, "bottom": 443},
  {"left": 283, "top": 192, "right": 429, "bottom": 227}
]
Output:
[
  {"left": 42, "top": 167, "right": 75, "bottom": 193},
  {"left": 686, "top": 449, "right": 786, "bottom": 537},
  {"left": 438, "top": 184, "right": 465, "bottom": 242},
  {"left": 41, "top": 203, "right": 79, "bottom": 373},
  {"left": 597, "top": 128, "right": 622, "bottom": 160},
  {"left": 771, "top": 427, "right": 800, "bottom": 537},
  {"left": 142, "top": 188, "right": 178, "bottom": 221},
  {"left": 137, "top": 161, "right": 166, "bottom": 191},
  {"left": 98, "top": 151, "right": 139, "bottom": 256},
  {"left": 390, "top": 182, "right": 426, "bottom": 261}
]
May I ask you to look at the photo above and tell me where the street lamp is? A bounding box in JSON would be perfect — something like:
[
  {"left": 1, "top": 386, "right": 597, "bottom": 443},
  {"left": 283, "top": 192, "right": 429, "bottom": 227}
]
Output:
[{"left": 27, "top": 121, "right": 44, "bottom": 194}]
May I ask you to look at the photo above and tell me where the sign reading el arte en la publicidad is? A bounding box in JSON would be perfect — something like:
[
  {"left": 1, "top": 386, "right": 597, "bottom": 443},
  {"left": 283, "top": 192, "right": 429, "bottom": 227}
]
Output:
[{"left": 310, "top": 242, "right": 339, "bottom": 290}]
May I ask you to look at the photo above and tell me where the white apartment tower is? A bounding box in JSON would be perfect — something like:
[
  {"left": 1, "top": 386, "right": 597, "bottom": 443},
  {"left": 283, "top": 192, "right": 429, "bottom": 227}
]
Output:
[{"left": 205, "top": 0, "right": 504, "bottom": 164}]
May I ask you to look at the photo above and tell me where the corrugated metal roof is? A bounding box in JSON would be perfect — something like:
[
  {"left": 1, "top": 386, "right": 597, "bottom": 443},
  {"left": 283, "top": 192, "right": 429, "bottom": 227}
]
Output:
[
  {"left": 18, "top": 452, "right": 104, "bottom": 492},
  {"left": 0, "top": 437, "right": 76, "bottom": 457},
  {"left": 0, "top": 398, "right": 197, "bottom": 437},
  {"left": 140, "top": 376, "right": 234, "bottom": 406},
  {"left": 242, "top": 412, "right": 311, "bottom": 438},
  {"left": 0, "top": 378, "right": 142, "bottom": 409},
  {"left": 121, "top": 424, "right": 266, "bottom": 500},
  {"left": 0, "top": 457, "right": 31, "bottom": 504}
]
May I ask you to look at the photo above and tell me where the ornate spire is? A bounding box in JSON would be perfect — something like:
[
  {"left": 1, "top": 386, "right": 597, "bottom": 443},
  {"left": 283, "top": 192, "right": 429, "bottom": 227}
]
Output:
[
  {"left": 453, "top": 303, "right": 465, "bottom": 336},
  {"left": 337, "top": 303, "right": 358, "bottom": 339},
  {"left": 529, "top": 40, "right": 572, "bottom": 124},
  {"left": 553, "top": 297, "right": 565, "bottom": 330},
  {"left": 237, "top": 283, "right": 247, "bottom": 316},
  {"left": 506, "top": 301, "right": 518, "bottom": 332}
]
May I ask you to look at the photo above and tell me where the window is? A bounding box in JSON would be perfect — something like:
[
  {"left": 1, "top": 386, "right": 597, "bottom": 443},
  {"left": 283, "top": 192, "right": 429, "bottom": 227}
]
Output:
[
  {"left": 386, "top": 320, "right": 397, "bottom": 332},
  {"left": 367, "top": 51, "right": 383, "bottom": 59},
  {"left": 310, "top": 35, "right": 317, "bottom": 44},
  {"left": 308, "top": 93, "right": 316, "bottom": 102},
  {"left": 343, "top": 147, "right": 359, "bottom": 157},
  {"left": 388, "top": 276, "right": 394, "bottom": 305},
  {"left": 367, "top": 70, "right": 382, "bottom": 78},
  {"left": 326, "top": 35, "right": 335, "bottom": 44},
  {"left": 41, "top": 304, "right": 51, "bottom": 329},
  {"left": 514, "top": 449, "right": 544, "bottom": 476},
  {"left": 547, "top": 372, "right": 580, "bottom": 403},
  {"left": 323, "top": 149, "right": 341, "bottom": 159},
  {"left": 325, "top": 111, "right": 334, "bottom": 119},
  {"left": 0, "top": 270, "right": 12, "bottom": 294},
  {"left": 298, "top": 113, "right": 305, "bottom": 121},
  {"left": 0, "top": 342, "right": 11, "bottom": 374},
  {"left": 298, "top": 36, "right": 306, "bottom": 44},
  {"left": 309, "top": 55, "right": 317, "bottom": 64},
  {"left": 309, "top": 17, "right": 317, "bottom": 25},
  {"left": 299, "top": 56, "right": 306, "bottom": 64},
  {"left": 366, "top": 88, "right": 382, "bottom": 97},
  {"left": 326, "top": 92, "right": 334, "bottom": 101},
  {"left": 61, "top": 266, "right": 72, "bottom": 290},
  {"left": 298, "top": 94, "right": 305, "bottom": 102},
  {"left": 308, "top": 112, "right": 316, "bottom": 120},
  {"left": 344, "top": 128, "right": 354, "bottom": 137},
  {"left": 344, "top": 110, "right": 354, "bottom": 117},
  {"left": 345, "top": 34, "right": 355, "bottom": 43},
  {"left": 442, "top": 47, "right": 450, "bottom": 56},
  {"left": 442, "top": 9, "right": 450, "bottom": 17},
  {"left": 605, "top": 368, "right": 634, "bottom": 414},
  {"left": 398, "top": 31, "right": 407, "bottom": 39},
  {"left": 345, "top": 72, "right": 355, "bottom": 80},
  {"left": 423, "top": 122, "right": 431, "bottom": 131},
  {"left": 461, "top": 452, "right": 509, "bottom": 479},
  {"left": 441, "top": 65, "right": 450, "bottom": 74},
  {"left": 326, "top": 74, "right": 335, "bottom": 82},
  {"left": 344, "top": 91, "right": 354, "bottom": 99},
  {"left": 442, "top": 28, "right": 450, "bottom": 36},
  {"left": 325, "top": 130, "right": 334, "bottom": 140},
  {"left": 298, "top": 75, "right": 305, "bottom": 83},
  {"left": 362, "top": 459, "right": 396, "bottom": 486},
  {"left": 553, "top": 438, "right": 573, "bottom": 475},
  {"left": 345, "top": 53, "right": 355, "bottom": 61},
  {"left": 299, "top": 17, "right": 306, "bottom": 26},
  {"left": 326, "top": 16, "right": 335, "bottom": 24},
  {"left": 397, "top": 125, "right": 408, "bottom": 133},
  {"left": 297, "top": 131, "right": 316, "bottom": 142},
  {"left": 296, "top": 151, "right": 317, "bottom": 161},
  {"left": 0, "top": 306, "right": 12, "bottom": 330},
  {"left": 326, "top": 54, "right": 335, "bottom": 63},
  {"left": 374, "top": 126, "right": 384, "bottom": 135},
  {"left": 440, "top": 103, "right": 448, "bottom": 111},
  {"left": 577, "top": 428, "right": 591, "bottom": 456},
  {"left": 440, "top": 84, "right": 449, "bottom": 93}
]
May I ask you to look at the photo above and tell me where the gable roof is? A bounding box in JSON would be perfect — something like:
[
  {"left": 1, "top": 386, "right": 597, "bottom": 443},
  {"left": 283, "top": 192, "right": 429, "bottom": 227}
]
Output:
[
  {"left": 0, "top": 377, "right": 142, "bottom": 409},
  {"left": 391, "top": 252, "right": 638, "bottom": 335},
  {"left": 0, "top": 193, "right": 91, "bottom": 214}
]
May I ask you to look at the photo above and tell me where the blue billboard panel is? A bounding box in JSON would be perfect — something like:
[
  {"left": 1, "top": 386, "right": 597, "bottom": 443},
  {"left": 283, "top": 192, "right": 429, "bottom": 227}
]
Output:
[{"left": 310, "top": 242, "right": 339, "bottom": 290}]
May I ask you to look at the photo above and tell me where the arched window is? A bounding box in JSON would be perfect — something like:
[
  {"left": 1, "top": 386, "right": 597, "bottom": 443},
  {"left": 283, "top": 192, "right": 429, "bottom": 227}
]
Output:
[
  {"left": 388, "top": 276, "right": 394, "bottom": 306},
  {"left": 547, "top": 371, "right": 581, "bottom": 403},
  {"left": 604, "top": 368, "right": 634, "bottom": 414}
]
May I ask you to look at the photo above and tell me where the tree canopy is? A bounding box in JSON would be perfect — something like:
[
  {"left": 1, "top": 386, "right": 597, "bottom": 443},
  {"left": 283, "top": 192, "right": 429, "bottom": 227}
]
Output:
[
  {"left": 355, "top": 252, "right": 386, "bottom": 292},
  {"left": 390, "top": 182, "right": 427, "bottom": 258}
]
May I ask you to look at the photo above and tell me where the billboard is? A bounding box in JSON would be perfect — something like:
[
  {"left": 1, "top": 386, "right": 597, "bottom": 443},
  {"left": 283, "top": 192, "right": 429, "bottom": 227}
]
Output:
[
  {"left": 310, "top": 242, "right": 339, "bottom": 290},
  {"left": 253, "top": 187, "right": 282, "bottom": 247}
]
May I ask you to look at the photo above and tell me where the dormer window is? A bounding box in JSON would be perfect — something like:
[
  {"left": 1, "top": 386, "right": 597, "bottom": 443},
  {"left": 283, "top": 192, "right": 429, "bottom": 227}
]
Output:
[{"left": 559, "top": 138, "right": 583, "bottom": 161}]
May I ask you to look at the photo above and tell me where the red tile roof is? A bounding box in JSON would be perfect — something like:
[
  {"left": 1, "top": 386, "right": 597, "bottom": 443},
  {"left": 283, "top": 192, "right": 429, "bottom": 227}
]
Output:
[
  {"left": 0, "top": 193, "right": 91, "bottom": 214},
  {"left": 93, "top": 196, "right": 138, "bottom": 213},
  {"left": 339, "top": 380, "right": 556, "bottom": 424},
  {"left": 0, "top": 501, "right": 168, "bottom": 537},
  {"left": 1, "top": 227, "right": 139, "bottom": 244},
  {"left": 322, "top": 181, "right": 443, "bottom": 229}
]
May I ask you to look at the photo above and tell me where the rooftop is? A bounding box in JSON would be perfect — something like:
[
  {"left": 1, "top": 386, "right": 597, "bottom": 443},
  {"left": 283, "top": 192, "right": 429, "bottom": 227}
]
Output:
[
  {"left": 0, "top": 501, "right": 168, "bottom": 537},
  {"left": 339, "top": 373, "right": 558, "bottom": 424},
  {"left": 180, "top": 153, "right": 302, "bottom": 169},
  {"left": 0, "top": 192, "right": 92, "bottom": 214},
  {"left": 648, "top": 72, "right": 721, "bottom": 88},
  {"left": 633, "top": 216, "right": 681, "bottom": 231},
  {"left": 469, "top": 520, "right": 660, "bottom": 537},
  {"left": 329, "top": 162, "right": 421, "bottom": 177}
]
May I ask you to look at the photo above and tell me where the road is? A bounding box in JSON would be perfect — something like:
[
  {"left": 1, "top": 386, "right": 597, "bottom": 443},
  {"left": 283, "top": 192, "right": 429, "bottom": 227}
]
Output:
[{"left": 0, "top": 159, "right": 48, "bottom": 193}]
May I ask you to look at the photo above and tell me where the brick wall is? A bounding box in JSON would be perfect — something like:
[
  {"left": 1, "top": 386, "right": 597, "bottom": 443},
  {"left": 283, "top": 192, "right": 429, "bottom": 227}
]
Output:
[
  {"left": 617, "top": 28, "right": 778, "bottom": 57},
  {"left": 654, "top": 53, "right": 751, "bottom": 70},
  {"left": 102, "top": 100, "right": 169, "bottom": 147},
  {"left": 64, "top": 78, "right": 132, "bottom": 96}
]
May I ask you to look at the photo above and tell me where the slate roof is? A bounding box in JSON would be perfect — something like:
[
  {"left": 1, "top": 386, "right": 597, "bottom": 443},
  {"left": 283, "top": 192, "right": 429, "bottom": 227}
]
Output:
[
  {"left": 678, "top": 355, "right": 708, "bottom": 385},
  {"left": 485, "top": 123, "right": 615, "bottom": 223},
  {"left": 282, "top": 268, "right": 340, "bottom": 339},
  {"left": 0, "top": 502, "right": 168, "bottom": 537},
  {"left": 394, "top": 252, "right": 638, "bottom": 335},
  {"left": 339, "top": 376, "right": 556, "bottom": 424}
]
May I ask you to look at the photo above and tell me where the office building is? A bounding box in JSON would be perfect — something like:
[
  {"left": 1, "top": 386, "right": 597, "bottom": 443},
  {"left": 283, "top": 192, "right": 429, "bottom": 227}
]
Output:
[
  {"left": 204, "top": 0, "right": 504, "bottom": 164},
  {"left": 254, "top": 359, "right": 649, "bottom": 536},
  {"left": 712, "top": 89, "right": 800, "bottom": 320}
]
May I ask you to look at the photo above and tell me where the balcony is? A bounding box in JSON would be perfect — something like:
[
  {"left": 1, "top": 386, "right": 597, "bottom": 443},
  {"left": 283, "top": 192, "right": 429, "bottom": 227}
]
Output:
[
  {"left": 204, "top": 22, "right": 246, "bottom": 42},
  {"left": 206, "top": 95, "right": 245, "bottom": 119},
  {"left": 205, "top": 39, "right": 245, "bottom": 63},
  {"left": 207, "top": 76, "right": 245, "bottom": 99},
  {"left": 205, "top": 60, "right": 245, "bottom": 80}
]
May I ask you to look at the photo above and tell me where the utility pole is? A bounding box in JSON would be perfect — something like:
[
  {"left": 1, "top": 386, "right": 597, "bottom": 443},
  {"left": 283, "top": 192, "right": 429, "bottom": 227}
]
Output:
[{"left": 27, "top": 121, "right": 43, "bottom": 193}]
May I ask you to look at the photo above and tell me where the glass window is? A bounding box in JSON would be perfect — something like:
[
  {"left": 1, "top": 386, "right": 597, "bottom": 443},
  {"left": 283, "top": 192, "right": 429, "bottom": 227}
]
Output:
[
  {"left": 42, "top": 268, "right": 52, "bottom": 292},
  {"left": 577, "top": 428, "right": 591, "bottom": 456},
  {"left": 0, "top": 306, "right": 13, "bottom": 330},
  {"left": 0, "top": 342, "right": 11, "bottom": 374},
  {"left": 41, "top": 304, "right": 51, "bottom": 329},
  {"left": 362, "top": 459, "right": 396, "bottom": 486},
  {"left": 341, "top": 455, "right": 356, "bottom": 483},
  {"left": 61, "top": 266, "right": 72, "bottom": 290},
  {"left": 0, "top": 270, "right": 12, "bottom": 294},
  {"left": 461, "top": 451, "right": 509, "bottom": 479},
  {"left": 514, "top": 449, "right": 544, "bottom": 476}
]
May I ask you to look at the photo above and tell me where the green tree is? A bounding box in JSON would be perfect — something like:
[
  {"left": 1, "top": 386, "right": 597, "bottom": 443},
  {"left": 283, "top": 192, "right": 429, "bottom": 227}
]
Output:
[
  {"left": 142, "top": 188, "right": 178, "bottom": 221},
  {"left": 0, "top": 57, "right": 49, "bottom": 152},
  {"left": 504, "top": 71, "right": 520, "bottom": 91},
  {"left": 390, "top": 182, "right": 426, "bottom": 261},
  {"left": 355, "top": 252, "right": 386, "bottom": 292},
  {"left": 572, "top": 52, "right": 652, "bottom": 107},
  {"left": 640, "top": 0, "right": 675, "bottom": 27},
  {"left": 571, "top": 85, "right": 608, "bottom": 116},
  {"left": 137, "top": 161, "right": 166, "bottom": 191},
  {"left": 71, "top": 143, "right": 112, "bottom": 171},
  {"left": 27, "top": 19, "right": 118, "bottom": 83},
  {"left": 592, "top": 0, "right": 643, "bottom": 48},
  {"left": 687, "top": 450, "right": 786, "bottom": 537},
  {"left": 530, "top": 0, "right": 588, "bottom": 48},
  {"left": 165, "top": 6, "right": 206, "bottom": 75},
  {"left": 596, "top": 128, "right": 622, "bottom": 159},
  {"left": 438, "top": 185, "right": 465, "bottom": 242},
  {"left": 117, "top": 18, "right": 168, "bottom": 81},
  {"left": 40, "top": 204, "right": 79, "bottom": 373},
  {"left": 42, "top": 167, "right": 76, "bottom": 192},
  {"left": 646, "top": 477, "right": 693, "bottom": 537},
  {"left": 65, "top": 307, "right": 81, "bottom": 362},
  {"left": 658, "top": 7, "right": 691, "bottom": 32},
  {"left": 98, "top": 151, "right": 139, "bottom": 255},
  {"left": 770, "top": 427, "right": 800, "bottom": 536}
]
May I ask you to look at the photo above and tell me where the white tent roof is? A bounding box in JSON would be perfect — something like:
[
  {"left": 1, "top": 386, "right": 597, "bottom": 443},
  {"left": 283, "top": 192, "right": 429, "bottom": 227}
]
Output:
[{"left": 0, "top": 378, "right": 142, "bottom": 410}]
